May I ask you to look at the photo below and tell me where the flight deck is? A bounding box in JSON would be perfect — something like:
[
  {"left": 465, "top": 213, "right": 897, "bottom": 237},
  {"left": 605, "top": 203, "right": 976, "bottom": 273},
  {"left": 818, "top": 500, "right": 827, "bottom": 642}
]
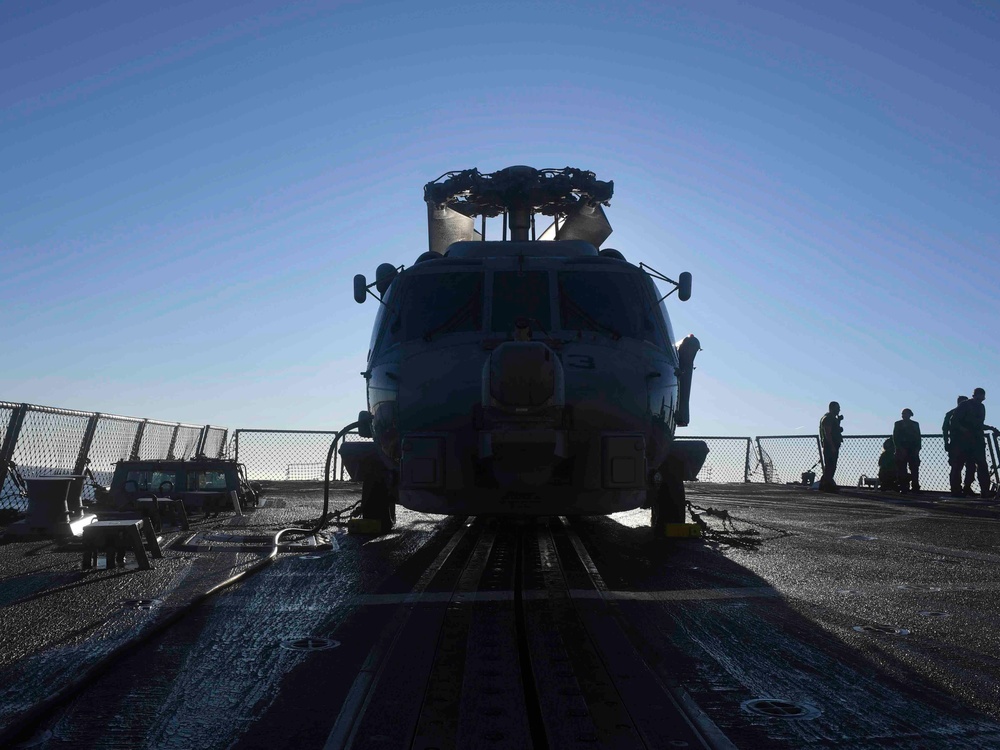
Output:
[{"left": 3, "top": 483, "right": 1000, "bottom": 749}]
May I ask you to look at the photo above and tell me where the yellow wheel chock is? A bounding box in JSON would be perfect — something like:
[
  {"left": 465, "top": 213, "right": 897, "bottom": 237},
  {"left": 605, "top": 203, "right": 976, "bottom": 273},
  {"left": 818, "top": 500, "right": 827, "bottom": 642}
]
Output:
[
  {"left": 348, "top": 518, "right": 386, "bottom": 535},
  {"left": 662, "top": 523, "right": 702, "bottom": 538}
]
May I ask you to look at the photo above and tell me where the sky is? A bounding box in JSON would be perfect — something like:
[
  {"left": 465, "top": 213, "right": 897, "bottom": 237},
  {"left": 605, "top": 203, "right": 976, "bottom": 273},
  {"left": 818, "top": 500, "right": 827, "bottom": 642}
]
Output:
[{"left": 1, "top": 0, "right": 998, "bottom": 437}]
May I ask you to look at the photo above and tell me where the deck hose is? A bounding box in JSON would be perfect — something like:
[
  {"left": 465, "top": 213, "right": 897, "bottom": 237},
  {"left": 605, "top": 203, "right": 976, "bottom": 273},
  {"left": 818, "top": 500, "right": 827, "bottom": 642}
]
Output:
[{"left": 317, "top": 421, "right": 361, "bottom": 533}]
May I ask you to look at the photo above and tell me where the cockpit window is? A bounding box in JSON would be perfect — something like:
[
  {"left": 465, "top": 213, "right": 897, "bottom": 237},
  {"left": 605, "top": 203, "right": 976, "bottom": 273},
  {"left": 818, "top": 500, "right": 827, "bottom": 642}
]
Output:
[
  {"left": 652, "top": 280, "right": 677, "bottom": 357},
  {"left": 557, "top": 271, "right": 668, "bottom": 348},
  {"left": 491, "top": 271, "right": 551, "bottom": 333},
  {"left": 368, "top": 302, "right": 387, "bottom": 359},
  {"left": 380, "top": 271, "right": 483, "bottom": 346}
]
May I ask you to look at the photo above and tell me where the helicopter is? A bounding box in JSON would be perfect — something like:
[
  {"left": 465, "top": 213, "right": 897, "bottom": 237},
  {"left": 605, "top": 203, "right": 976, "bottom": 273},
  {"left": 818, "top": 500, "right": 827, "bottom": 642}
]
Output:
[{"left": 341, "top": 166, "right": 707, "bottom": 535}]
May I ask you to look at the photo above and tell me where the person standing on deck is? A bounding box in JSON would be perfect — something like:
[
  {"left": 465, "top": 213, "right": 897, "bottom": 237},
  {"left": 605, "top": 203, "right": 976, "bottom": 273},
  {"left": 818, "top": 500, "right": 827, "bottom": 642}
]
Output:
[
  {"left": 950, "top": 388, "right": 993, "bottom": 498},
  {"left": 893, "top": 408, "right": 921, "bottom": 492},
  {"left": 819, "top": 402, "right": 844, "bottom": 493},
  {"left": 944, "top": 396, "right": 976, "bottom": 496}
]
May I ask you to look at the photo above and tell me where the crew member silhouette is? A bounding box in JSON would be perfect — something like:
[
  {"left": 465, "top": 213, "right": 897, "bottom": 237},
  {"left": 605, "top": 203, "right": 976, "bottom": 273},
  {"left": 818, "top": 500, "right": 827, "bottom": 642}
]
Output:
[
  {"left": 892, "top": 408, "right": 921, "bottom": 492},
  {"left": 877, "top": 438, "right": 896, "bottom": 492},
  {"left": 819, "top": 401, "right": 844, "bottom": 493},
  {"left": 949, "top": 388, "right": 992, "bottom": 498},
  {"left": 943, "top": 396, "right": 976, "bottom": 496}
]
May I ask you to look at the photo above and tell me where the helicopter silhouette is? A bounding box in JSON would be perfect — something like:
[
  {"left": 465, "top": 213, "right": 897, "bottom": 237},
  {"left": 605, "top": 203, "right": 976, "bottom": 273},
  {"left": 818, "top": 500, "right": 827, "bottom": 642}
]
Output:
[{"left": 342, "top": 166, "right": 706, "bottom": 536}]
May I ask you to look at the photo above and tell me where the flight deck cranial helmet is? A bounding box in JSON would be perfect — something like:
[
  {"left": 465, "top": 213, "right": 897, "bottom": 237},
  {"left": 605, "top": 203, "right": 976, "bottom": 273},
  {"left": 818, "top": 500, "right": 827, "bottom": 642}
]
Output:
[
  {"left": 902, "top": 408, "right": 913, "bottom": 419},
  {"left": 974, "top": 387, "right": 986, "bottom": 401}
]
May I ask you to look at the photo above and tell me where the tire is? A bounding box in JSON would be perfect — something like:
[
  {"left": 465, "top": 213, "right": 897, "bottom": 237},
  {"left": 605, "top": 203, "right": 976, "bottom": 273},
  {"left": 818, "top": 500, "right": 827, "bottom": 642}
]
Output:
[
  {"left": 361, "top": 476, "right": 396, "bottom": 531},
  {"left": 651, "top": 456, "right": 686, "bottom": 532}
]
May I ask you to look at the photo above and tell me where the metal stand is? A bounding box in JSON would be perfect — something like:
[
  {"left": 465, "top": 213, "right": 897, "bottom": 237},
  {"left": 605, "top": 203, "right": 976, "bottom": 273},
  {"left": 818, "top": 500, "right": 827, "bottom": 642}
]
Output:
[
  {"left": 82, "top": 519, "right": 162, "bottom": 571},
  {"left": 6, "top": 476, "right": 97, "bottom": 539}
]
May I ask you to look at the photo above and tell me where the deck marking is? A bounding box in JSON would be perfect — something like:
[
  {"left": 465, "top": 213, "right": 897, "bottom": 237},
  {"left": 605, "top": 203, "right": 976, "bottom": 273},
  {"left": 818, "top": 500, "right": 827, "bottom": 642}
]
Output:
[{"left": 343, "top": 586, "right": 781, "bottom": 607}]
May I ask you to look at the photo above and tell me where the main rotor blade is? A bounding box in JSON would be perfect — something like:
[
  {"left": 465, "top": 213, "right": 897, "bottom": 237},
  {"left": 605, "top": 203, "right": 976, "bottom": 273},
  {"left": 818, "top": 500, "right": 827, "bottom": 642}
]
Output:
[
  {"left": 556, "top": 202, "right": 612, "bottom": 247},
  {"left": 428, "top": 204, "right": 478, "bottom": 254}
]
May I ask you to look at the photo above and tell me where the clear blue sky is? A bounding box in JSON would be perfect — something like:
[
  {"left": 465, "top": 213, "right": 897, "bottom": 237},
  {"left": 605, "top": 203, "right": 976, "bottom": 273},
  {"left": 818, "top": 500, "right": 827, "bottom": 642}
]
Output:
[{"left": 2, "top": 0, "right": 997, "bottom": 436}]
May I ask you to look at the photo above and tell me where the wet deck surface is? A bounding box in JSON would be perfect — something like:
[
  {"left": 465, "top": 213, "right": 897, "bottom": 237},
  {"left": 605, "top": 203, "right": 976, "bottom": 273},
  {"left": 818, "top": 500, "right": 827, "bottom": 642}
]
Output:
[{"left": 2, "top": 483, "right": 1000, "bottom": 748}]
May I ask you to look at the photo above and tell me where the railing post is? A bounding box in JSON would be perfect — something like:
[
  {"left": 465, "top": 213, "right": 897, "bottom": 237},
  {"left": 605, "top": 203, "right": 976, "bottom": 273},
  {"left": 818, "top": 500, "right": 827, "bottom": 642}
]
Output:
[
  {"left": 73, "top": 413, "right": 101, "bottom": 474},
  {"left": 986, "top": 431, "right": 999, "bottom": 491},
  {"left": 166, "top": 423, "right": 181, "bottom": 460},
  {"left": 0, "top": 404, "right": 28, "bottom": 495},
  {"left": 68, "top": 412, "right": 101, "bottom": 504},
  {"left": 815, "top": 435, "right": 825, "bottom": 471},
  {"left": 217, "top": 429, "right": 228, "bottom": 458},
  {"left": 234, "top": 430, "right": 240, "bottom": 464},
  {"left": 744, "top": 438, "right": 752, "bottom": 483},
  {"left": 195, "top": 424, "right": 210, "bottom": 458},
  {"left": 130, "top": 420, "right": 148, "bottom": 460},
  {"left": 754, "top": 438, "right": 767, "bottom": 483}
]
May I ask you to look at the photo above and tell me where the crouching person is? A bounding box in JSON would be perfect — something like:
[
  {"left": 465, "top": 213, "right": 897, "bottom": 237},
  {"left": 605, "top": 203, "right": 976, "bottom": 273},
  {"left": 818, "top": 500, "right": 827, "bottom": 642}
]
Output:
[{"left": 877, "top": 438, "right": 897, "bottom": 492}]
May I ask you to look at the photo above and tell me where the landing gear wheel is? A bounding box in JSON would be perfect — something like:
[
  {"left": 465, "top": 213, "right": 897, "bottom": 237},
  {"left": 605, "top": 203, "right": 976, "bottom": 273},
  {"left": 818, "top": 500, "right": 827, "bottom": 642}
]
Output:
[
  {"left": 650, "top": 456, "right": 686, "bottom": 535},
  {"left": 360, "top": 476, "right": 396, "bottom": 532}
]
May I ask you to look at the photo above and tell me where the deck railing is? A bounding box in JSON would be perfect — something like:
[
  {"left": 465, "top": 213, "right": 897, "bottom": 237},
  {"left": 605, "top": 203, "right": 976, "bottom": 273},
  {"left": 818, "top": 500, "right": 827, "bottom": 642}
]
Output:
[
  {"left": 3, "top": 397, "right": 998, "bottom": 512},
  {"left": 0, "top": 401, "right": 226, "bottom": 511}
]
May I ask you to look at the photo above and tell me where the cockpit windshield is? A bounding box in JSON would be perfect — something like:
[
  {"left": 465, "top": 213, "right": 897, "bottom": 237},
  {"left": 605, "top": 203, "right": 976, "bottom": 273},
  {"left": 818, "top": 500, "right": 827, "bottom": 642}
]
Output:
[
  {"left": 491, "top": 271, "right": 551, "bottom": 333},
  {"left": 379, "top": 271, "right": 483, "bottom": 347},
  {"left": 557, "top": 270, "right": 668, "bottom": 348},
  {"left": 371, "top": 266, "right": 673, "bottom": 353}
]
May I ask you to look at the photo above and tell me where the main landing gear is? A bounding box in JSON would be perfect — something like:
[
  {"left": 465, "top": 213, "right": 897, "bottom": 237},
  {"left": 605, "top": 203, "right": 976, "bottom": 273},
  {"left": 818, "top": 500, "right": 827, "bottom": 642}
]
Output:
[
  {"left": 358, "top": 475, "right": 396, "bottom": 533},
  {"left": 649, "top": 455, "right": 687, "bottom": 536}
]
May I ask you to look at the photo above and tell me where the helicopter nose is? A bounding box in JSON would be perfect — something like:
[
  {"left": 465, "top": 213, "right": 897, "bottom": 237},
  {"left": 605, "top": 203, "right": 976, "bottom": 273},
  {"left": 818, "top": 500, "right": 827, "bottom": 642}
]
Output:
[{"left": 486, "top": 341, "right": 562, "bottom": 410}]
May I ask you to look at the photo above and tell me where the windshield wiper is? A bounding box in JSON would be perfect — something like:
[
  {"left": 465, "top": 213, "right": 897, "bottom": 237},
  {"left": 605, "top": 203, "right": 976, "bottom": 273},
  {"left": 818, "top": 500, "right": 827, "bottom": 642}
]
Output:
[
  {"left": 422, "top": 288, "right": 482, "bottom": 342},
  {"left": 558, "top": 284, "right": 621, "bottom": 340}
]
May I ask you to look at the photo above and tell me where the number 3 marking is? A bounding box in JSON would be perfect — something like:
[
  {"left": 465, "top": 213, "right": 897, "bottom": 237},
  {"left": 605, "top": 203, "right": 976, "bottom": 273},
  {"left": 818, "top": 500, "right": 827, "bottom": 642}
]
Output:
[{"left": 565, "top": 354, "right": 596, "bottom": 369}]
